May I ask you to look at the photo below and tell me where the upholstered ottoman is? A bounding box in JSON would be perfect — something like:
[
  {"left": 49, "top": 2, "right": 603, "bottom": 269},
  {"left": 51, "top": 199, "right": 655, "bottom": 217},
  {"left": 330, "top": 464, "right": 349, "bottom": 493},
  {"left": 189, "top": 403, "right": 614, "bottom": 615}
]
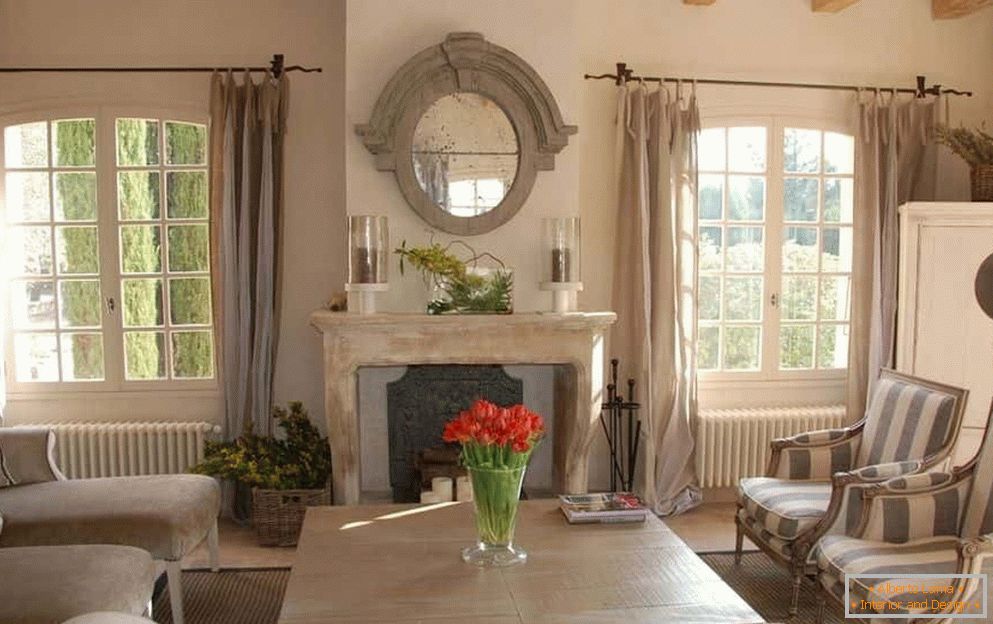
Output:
[
  {"left": 0, "top": 544, "right": 156, "bottom": 624},
  {"left": 0, "top": 474, "right": 219, "bottom": 560}
]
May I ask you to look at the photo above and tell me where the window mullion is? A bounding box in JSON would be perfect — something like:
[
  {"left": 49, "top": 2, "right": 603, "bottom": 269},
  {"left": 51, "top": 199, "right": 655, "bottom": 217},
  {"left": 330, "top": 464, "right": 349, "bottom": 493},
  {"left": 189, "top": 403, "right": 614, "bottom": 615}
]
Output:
[
  {"left": 760, "top": 121, "right": 783, "bottom": 379},
  {"left": 97, "top": 110, "right": 125, "bottom": 388}
]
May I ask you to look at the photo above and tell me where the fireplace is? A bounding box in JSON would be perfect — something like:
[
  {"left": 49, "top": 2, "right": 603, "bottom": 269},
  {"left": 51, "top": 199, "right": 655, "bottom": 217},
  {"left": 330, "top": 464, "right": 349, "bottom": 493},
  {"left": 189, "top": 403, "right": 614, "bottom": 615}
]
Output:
[{"left": 386, "top": 365, "right": 523, "bottom": 502}]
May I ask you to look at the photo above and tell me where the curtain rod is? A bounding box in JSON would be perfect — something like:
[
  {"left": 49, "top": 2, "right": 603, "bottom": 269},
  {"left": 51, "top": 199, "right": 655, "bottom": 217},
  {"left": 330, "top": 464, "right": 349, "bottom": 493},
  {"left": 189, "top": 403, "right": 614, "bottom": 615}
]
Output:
[
  {"left": 584, "top": 63, "right": 972, "bottom": 97},
  {"left": 0, "top": 54, "right": 321, "bottom": 78}
]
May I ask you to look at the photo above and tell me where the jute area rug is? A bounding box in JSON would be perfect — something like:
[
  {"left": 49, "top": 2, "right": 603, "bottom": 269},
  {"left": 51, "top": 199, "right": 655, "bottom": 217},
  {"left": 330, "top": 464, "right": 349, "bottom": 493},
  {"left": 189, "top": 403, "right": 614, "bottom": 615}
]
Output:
[
  {"left": 152, "top": 568, "right": 290, "bottom": 624},
  {"left": 701, "top": 552, "right": 845, "bottom": 624}
]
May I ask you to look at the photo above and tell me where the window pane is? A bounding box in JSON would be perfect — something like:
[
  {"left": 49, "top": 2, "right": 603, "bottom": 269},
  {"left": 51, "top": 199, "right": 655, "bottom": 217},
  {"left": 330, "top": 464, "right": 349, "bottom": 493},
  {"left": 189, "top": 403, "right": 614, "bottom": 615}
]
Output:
[
  {"left": 165, "top": 171, "right": 207, "bottom": 219},
  {"left": 116, "top": 119, "right": 160, "bottom": 166},
  {"left": 167, "top": 224, "right": 209, "bottom": 272},
  {"left": 165, "top": 122, "right": 207, "bottom": 165},
  {"left": 7, "top": 226, "right": 53, "bottom": 275},
  {"left": 169, "top": 278, "right": 211, "bottom": 325},
  {"left": 699, "top": 276, "right": 721, "bottom": 320},
  {"left": 118, "top": 171, "right": 161, "bottom": 220},
  {"left": 124, "top": 331, "right": 166, "bottom": 379},
  {"left": 53, "top": 119, "right": 95, "bottom": 167},
  {"left": 724, "top": 276, "right": 762, "bottom": 321},
  {"left": 171, "top": 331, "right": 214, "bottom": 379},
  {"left": 780, "top": 324, "right": 814, "bottom": 369},
  {"left": 728, "top": 175, "right": 764, "bottom": 221},
  {"left": 699, "top": 174, "right": 723, "bottom": 220},
  {"left": 55, "top": 226, "right": 99, "bottom": 274},
  {"left": 5, "top": 172, "right": 50, "bottom": 222},
  {"left": 4, "top": 122, "right": 48, "bottom": 168},
  {"left": 823, "top": 178, "right": 853, "bottom": 223},
  {"left": 782, "top": 276, "right": 816, "bottom": 320},
  {"left": 728, "top": 127, "right": 766, "bottom": 172},
  {"left": 59, "top": 280, "right": 102, "bottom": 328},
  {"left": 699, "top": 226, "right": 723, "bottom": 271},
  {"left": 14, "top": 333, "right": 59, "bottom": 381},
  {"left": 821, "top": 226, "right": 853, "bottom": 272},
  {"left": 120, "top": 225, "right": 162, "bottom": 273},
  {"left": 61, "top": 333, "right": 104, "bottom": 381},
  {"left": 783, "top": 226, "right": 818, "bottom": 272},
  {"left": 122, "top": 278, "right": 163, "bottom": 327},
  {"left": 820, "top": 276, "right": 851, "bottom": 321},
  {"left": 10, "top": 281, "right": 55, "bottom": 329},
  {"left": 783, "top": 128, "right": 820, "bottom": 173},
  {"left": 698, "top": 326, "right": 720, "bottom": 370},
  {"left": 817, "top": 325, "right": 850, "bottom": 369},
  {"left": 784, "top": 177, "right": 818, "bottom": 222},
  {"left": 726, "top": 226, "right": 763, "bottom": 272},
  {"left": 54, "top": 172, "right": 97, "bottom": 221},
  {"left": 723, "top": 326, "right": 760, "bottom": 370},
  {"left": 699, "top": 128, "right": 726, "bottom": 171},
  {"left": 824, "top": 132, "right": 854, "bottom": 174}
]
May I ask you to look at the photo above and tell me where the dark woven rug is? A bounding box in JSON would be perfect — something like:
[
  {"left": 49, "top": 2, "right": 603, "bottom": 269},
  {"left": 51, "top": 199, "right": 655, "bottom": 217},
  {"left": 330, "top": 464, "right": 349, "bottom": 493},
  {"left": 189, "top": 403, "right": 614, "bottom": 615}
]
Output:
[
  {"left": 153, "top": 568, "right": 290, "bottom": 624},
  {"left": 701, "top": 552, "right": 844, "bottom": 624}
]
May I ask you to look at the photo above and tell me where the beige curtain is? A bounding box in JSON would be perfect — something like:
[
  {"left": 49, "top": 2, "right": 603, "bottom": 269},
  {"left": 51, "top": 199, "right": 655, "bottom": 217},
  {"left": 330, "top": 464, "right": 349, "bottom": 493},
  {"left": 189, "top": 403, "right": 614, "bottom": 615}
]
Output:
[
  {"left": 847, "top": 94, "right": 937, "bottom": 419},
  {"left": 209, "top": 70, "right": 289, "bottom": 441},
  {"left": 612, "top": 84, "right": 702, "bottom": 516}
]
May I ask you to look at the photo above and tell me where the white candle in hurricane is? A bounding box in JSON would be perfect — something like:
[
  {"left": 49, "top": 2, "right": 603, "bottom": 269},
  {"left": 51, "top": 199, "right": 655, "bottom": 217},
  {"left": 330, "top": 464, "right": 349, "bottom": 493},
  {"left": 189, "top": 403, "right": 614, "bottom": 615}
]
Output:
[
  {"left": 420, "top": 490, "right": 442, "bottom": 504},
  {"left": 432, "top": 476, "right": 454, "bottom": 502},
  {"left": 456, "top": 476, "right": 473, "bottom": 502}
]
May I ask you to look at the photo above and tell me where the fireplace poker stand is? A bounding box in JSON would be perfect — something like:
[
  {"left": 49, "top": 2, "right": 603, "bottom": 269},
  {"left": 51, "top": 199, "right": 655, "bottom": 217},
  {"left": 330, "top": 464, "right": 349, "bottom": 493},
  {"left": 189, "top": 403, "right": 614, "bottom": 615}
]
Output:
[{"left": 600, "top": 358, "right": 642, "bottom": 493}]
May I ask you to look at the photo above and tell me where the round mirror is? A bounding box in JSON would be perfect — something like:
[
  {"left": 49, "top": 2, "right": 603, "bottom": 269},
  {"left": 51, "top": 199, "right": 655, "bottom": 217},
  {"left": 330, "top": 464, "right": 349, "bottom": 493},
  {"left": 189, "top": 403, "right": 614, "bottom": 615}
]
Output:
[
  {"left": 976, "top": 252, "right": 993, "bottom": 320},
  {"left": 411, "top": 93, "right": 519, "bottom": 218}
]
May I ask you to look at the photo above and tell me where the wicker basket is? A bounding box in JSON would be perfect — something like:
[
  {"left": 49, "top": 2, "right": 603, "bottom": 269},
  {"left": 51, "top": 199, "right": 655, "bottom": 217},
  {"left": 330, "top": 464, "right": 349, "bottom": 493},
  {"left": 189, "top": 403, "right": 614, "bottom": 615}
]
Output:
[
  {"left": 971, "top": 165, "right": 993, "bottom": 202},
  {"left": 251, "top": 483, "right": 332, "bottom": 546}
]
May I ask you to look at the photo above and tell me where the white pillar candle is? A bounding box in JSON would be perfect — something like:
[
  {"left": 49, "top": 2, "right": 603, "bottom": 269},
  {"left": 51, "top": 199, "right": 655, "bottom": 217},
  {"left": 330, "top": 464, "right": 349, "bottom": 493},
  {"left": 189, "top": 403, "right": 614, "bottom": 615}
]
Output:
[
  {"left": 456, "top": 476, "right": 473, "bottom": 502},
  {"left": 431, "top": 477, "right": 454, "bottom": 502},
  {"left": 420, "top": 490, "right": 442, "bottom": 504}
]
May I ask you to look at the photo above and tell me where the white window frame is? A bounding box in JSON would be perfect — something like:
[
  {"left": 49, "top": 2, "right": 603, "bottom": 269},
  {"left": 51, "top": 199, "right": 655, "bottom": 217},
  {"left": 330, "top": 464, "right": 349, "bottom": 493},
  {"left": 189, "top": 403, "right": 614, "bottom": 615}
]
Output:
[
  {"left": 1, "top": 105, "right": 219, "bottom": 397},
  {"left": 696, "top": 114, "right": 854, "bottom": 388}
]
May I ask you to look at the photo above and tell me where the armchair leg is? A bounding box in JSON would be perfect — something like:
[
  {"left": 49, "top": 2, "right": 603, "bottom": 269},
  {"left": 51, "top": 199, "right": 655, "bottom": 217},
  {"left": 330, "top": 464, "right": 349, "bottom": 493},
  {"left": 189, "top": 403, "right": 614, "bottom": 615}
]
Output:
[
  {"left": 166, "top": 560, "right": 185, "bottom": 624},
  {"left": 815, "top": 590, "right": 826, "bottom": 624},
  {"left": 789, "top": 573, "right": 801, "bottom": 617},
  {"left": 734, "top": 516, "right": 744, "bottom": 565},
  {"left": 208, "top": 518, "right": 220, "bottom": 572}
]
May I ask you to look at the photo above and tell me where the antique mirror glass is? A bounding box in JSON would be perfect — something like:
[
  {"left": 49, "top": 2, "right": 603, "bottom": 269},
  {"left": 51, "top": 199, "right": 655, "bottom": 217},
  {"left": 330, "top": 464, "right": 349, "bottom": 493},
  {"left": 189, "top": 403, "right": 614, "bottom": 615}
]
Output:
[{"left": 411, "top": 93, "right": 519, "bottom": 218}]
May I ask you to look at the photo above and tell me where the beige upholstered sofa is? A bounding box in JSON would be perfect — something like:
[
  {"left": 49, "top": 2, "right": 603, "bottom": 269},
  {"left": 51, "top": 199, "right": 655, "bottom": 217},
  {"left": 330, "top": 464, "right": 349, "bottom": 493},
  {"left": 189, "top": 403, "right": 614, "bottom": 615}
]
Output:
[
  {"left": 0, "top": 427, "right": 220, "bottom": 624},
  {"left": 0, "top": 542, "right": 157, "bottom": 624}
]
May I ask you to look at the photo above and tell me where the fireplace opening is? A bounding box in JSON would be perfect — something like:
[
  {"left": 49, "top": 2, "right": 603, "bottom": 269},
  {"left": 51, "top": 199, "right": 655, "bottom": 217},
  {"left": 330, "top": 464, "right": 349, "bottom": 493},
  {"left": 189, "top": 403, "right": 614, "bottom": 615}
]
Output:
[{"left": 386, "top": 365, "right": 523, "bottom": 502}]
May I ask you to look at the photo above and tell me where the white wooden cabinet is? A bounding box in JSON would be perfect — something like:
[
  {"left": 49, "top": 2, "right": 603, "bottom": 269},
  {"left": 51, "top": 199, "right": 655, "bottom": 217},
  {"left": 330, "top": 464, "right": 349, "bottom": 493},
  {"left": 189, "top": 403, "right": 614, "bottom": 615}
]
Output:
[{"left": 897, "top": 202, "right": 993, "bottom": 465}]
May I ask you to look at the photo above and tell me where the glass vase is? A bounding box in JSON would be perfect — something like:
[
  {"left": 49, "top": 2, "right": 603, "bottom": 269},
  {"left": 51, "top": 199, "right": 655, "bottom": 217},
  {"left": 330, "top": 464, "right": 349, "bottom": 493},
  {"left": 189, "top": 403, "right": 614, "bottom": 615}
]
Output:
[{"left": 461, "top": 466, "right": 527, "bottom": 567}]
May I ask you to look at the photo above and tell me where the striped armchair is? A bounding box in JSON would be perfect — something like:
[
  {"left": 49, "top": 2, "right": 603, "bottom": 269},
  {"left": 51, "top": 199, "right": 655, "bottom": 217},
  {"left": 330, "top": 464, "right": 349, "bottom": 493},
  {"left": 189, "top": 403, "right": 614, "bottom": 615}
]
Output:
[
  {"left": 734, "top": 369, "right": 969, "bottom": 616},
  {"left": 814, "top": 400, "right": 993, "bottom": 623}
]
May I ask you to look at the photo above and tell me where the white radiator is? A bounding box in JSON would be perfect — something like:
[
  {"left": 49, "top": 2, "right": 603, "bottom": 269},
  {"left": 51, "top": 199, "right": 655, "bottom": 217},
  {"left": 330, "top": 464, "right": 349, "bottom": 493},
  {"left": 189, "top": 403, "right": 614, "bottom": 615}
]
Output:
[
  {"left": 33, "top": 422, "right": 221, "bottom": 479},
  {"left": 695, "top": 405, "right": 847, "bottom": 488}
]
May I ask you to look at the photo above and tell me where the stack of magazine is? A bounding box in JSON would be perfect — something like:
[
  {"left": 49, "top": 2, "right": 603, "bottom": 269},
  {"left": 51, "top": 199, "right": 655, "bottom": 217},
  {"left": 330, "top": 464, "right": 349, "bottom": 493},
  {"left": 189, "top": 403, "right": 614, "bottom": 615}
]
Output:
[{"left": 558, "top": 492, "right": 649, "bottom": 524}]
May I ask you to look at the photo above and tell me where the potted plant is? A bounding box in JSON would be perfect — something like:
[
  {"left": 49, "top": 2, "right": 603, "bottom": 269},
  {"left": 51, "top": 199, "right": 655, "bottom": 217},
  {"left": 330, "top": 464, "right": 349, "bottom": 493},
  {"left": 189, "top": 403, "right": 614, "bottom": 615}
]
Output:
[
  {"left": 190, "top": 402, "right": 332, "bottom": 546},
  {"left": 934, "top": 124, "right": 993, "bottom": 201},
  {"left": 395, "top": 239, "right": 513, "bottom": 314}
]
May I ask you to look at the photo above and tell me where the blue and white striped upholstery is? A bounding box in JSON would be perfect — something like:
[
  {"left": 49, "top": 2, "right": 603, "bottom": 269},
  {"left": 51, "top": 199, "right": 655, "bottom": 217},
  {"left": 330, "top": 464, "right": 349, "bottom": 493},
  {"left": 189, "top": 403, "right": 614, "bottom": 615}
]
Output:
[
  {"left": 860, "top": 474, "right": 973, "bottom": 543},
  {"left": 770, "top": 431, "right": 856, "bottom": 480},
  {"left": 856, "top": 377, "right": 958, "bottom": 467},
  {"left": 738, "top": 478, "right": 831, "bottom": 539},
  {"left": 737, "top": 508, "right": 793, "bottom": 558}
]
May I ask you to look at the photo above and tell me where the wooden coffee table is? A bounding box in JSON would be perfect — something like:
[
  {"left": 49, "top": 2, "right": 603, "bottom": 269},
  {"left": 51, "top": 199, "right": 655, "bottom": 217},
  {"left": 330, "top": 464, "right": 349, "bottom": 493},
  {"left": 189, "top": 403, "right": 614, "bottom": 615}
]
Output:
[{"left": 278, "top": 500, "right": 764, "bottom": 623}]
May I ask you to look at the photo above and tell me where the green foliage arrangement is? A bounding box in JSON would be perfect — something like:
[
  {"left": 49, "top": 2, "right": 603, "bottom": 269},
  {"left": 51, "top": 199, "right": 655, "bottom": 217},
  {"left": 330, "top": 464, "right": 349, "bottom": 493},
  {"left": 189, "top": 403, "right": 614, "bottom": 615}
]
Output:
[
  {"left": 934, "top": 125, "right": 993, "bottom": 167},
  {"left": 190, "top": 402, "right": 332, "bottom": 490},
  {"left": 395, "top": 239, "right": 513, "bottom": 314}
]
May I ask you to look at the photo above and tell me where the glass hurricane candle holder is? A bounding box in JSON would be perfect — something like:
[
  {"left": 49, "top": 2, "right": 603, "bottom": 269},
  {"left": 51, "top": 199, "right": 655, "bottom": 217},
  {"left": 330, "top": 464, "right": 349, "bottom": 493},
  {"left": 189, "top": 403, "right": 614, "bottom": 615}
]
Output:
[
  {"left": 540, "top": 217, "right": 582, "bottom": 313},
  {"left": 346, "top": 215, "right": 389, "bottom": 314}
]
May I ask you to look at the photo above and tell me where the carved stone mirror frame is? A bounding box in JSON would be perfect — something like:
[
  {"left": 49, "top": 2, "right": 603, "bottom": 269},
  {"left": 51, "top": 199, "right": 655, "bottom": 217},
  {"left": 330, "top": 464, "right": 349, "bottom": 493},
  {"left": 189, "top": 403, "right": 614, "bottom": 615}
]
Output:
[{"left": 356, "top": 32, "right": 577, "bottom": 236}]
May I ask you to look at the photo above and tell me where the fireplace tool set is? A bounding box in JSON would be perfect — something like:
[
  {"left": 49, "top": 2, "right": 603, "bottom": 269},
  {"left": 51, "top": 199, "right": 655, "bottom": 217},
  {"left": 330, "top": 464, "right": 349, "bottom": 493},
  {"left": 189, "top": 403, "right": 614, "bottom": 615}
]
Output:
[{"left": 600, "top": 358, "right": 642, "bottom": 492}]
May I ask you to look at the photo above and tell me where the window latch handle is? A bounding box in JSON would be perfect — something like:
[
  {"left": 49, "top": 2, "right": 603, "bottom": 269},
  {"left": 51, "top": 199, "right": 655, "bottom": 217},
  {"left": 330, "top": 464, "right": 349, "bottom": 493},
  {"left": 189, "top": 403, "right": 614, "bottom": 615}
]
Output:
[
  {"left": 770, "top": 293, "right": 778, "bottom": 307},
  {"left": 106, "top": 297, "right": 116, "bottom": 313}
]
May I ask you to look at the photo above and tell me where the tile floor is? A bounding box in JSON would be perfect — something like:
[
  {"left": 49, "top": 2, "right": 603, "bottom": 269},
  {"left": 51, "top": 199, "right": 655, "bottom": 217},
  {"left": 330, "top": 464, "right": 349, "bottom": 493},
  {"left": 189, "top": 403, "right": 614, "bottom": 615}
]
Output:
[{"left": 183, "top": 501, "right": 757, "bottom": 570}]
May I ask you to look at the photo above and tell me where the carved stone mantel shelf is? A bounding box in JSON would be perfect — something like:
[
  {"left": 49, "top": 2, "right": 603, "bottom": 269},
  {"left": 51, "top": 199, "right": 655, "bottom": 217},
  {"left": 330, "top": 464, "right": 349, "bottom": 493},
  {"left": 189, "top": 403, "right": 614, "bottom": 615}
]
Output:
[{"left": 310, "top": 311, "right": 616, "bottom": 504}]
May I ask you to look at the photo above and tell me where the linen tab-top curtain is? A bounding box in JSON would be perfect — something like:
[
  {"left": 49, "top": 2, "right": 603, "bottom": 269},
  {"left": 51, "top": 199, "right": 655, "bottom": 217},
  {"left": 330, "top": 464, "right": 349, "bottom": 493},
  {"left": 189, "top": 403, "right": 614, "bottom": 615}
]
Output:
[
  {"left": 612, "top": 84, "right": 702, "bottom": 516},
  {"left": 847, "top": 94, "right": 937, "bottom": 420},
  {"left": 209, "top": 70, "right": 289, "bottom": 440}
]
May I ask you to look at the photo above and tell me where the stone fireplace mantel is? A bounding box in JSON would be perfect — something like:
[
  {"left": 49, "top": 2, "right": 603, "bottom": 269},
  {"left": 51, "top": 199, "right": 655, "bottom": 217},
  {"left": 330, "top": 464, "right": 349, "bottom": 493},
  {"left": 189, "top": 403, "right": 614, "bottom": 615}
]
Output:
[{"left": 310, "top": 311, "right": 616, "bottom": 504}]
